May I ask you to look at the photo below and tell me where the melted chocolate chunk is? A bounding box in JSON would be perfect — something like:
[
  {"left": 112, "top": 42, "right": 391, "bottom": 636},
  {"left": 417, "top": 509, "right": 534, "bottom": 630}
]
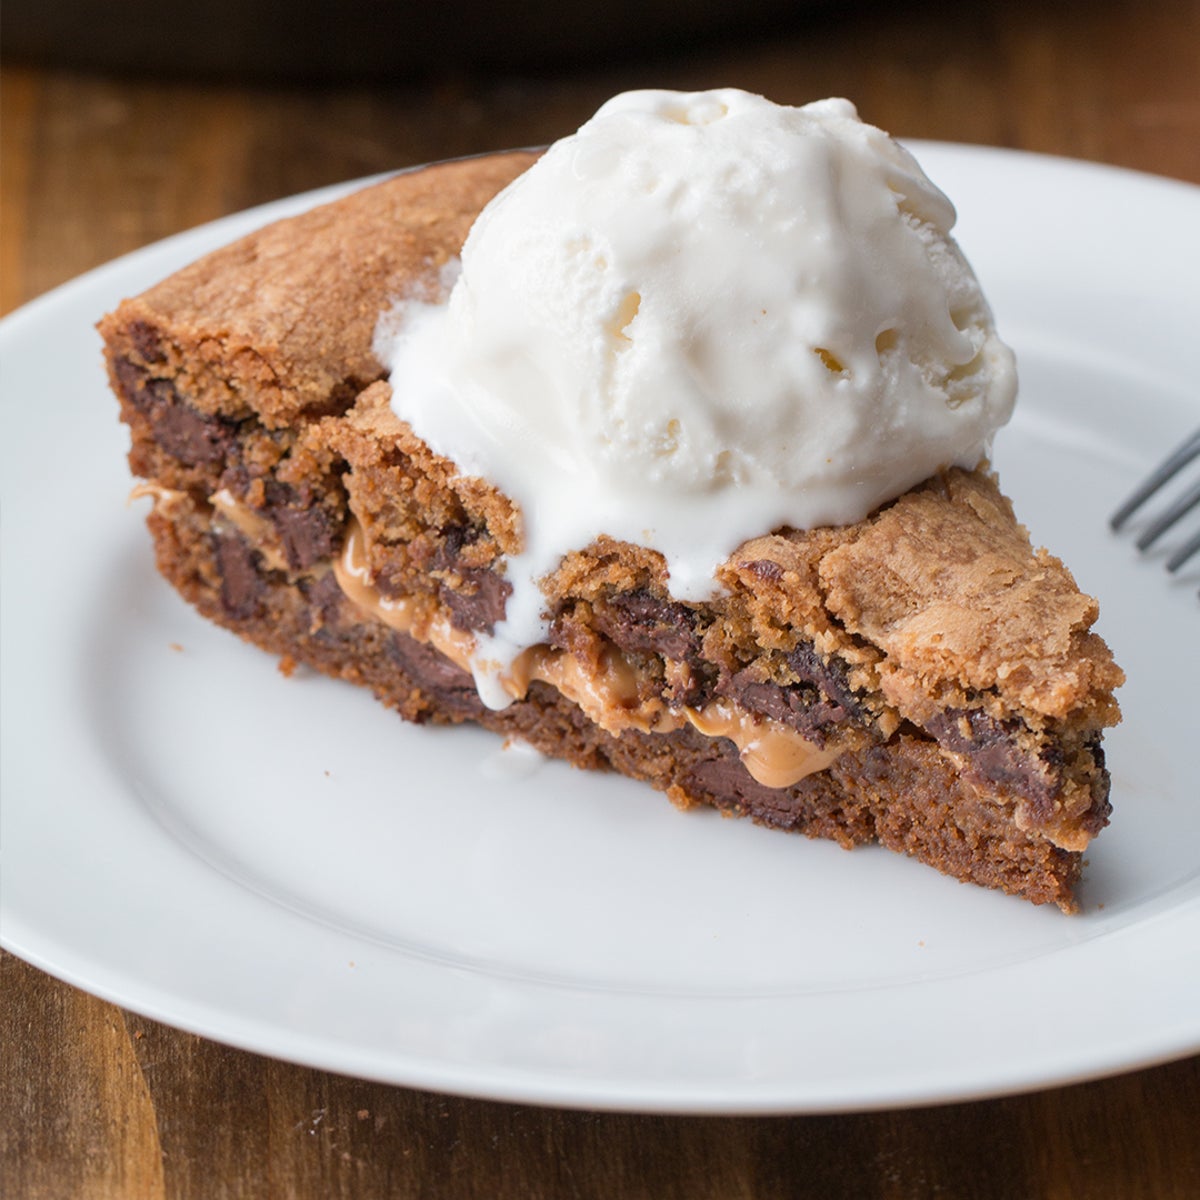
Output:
[
  {"left": 596, "top": 589, "right": 702, "bottom": 663},
  {"left": 127, "top": 320, "right": 165, "bottom": 364},
  {"left": 210, "top": 472, "right": 341, "bottom": 574},
  {"left": 786, "top": 643, "right": 864, "bottom": 721},
  {"left": 300, "top": 571, "right": 345, "bottom": 631},
  {"left": 439, "top": 568, "right": 512, "bottom": 634},
  {"left": 213, "top": 532, "right": 265, "bottom": 620},
  {"left": 924, "top": 708, "right": 1059, "bottom": 814},
  {"left": 115, "top": 357, "right": 235, "bottom": 466},
  {"left": 684, "top": 745, "right": 834, "bottom": 829},
  {"left": 386, "top": 631, "right": 485, "bottom": 719},
  {"left": 717, "top": 673, "right": 849, "bottom": 745},
  {"left": 271, "top": 504, "right": 338, "bottom": 571},
  {"left": 431, "top": 522, "right": 510, "bottom": 634},
  {"left": 713, "top": 643, "right": 867, "bottom": 745},
  {"left": 434, "top": 522, "right": 482, "bottom": 567},
  {"left": 688, "top": 754, "right": 784, "bottom": 811}
]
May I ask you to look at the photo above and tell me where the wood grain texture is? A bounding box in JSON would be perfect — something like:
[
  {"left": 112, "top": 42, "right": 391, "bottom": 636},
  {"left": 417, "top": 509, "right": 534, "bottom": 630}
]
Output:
[
  {"left": 2, "top": 0, "right": 1198, "bottom": 1195},
  {"left": 5, "top": 956, "right": 1199, "bottom": 1200},
  {"left": 4, "top": 0, "right": 1199, "bottom": 316}
]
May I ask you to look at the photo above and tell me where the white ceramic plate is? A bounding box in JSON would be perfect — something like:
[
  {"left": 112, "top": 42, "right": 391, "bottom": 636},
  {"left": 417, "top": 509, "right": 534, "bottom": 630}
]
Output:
[{"left": 2, "top": 146, "right": 1198, "bottom": 1114}]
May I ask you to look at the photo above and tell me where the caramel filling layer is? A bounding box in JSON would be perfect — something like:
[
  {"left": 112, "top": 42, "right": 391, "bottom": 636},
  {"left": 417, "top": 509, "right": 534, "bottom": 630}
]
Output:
[
  {"left": 129, "top": 481, "right": 188, "bottom": 512},
  {"left": 335, "top": 518, "right": 840, "bottom": 789},
  {"left": 134, "top": 487, "right": 841, "bottom": 790},
  {"left": 209, "top": 488, "right": 289, "bottom": 572},
  {"left": 686, "top": 701, "right": 842, "bottom": 789},
  {"left": 133, "top": 484, "right": 290, "bottom": 574}
]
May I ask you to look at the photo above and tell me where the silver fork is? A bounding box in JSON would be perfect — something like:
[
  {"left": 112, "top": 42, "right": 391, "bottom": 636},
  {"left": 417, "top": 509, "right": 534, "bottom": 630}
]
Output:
[{"left": 1110, "top": 427, "right": 1200, "bottom": 577}]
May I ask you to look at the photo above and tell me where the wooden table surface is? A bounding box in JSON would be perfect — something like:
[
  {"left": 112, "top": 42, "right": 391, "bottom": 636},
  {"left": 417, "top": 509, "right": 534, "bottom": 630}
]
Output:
[{"left": 3, "top": 1, "right": 1199, "bottom": 1196}]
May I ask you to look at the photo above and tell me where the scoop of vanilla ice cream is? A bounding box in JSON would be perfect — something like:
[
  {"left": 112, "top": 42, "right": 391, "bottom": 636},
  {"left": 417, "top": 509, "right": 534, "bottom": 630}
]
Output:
[{"left": 379, "top": 89, "right": 1016, "bottom": 702}]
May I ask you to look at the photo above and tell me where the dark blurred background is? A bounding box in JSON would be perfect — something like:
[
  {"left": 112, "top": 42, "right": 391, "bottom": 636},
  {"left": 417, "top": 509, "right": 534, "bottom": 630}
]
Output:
[
  {"left": 3, "top": 0, "right": 1198, "bottom": 316},
  {"left": 5, "top": 0, "right": 837, "bottom": 82}
]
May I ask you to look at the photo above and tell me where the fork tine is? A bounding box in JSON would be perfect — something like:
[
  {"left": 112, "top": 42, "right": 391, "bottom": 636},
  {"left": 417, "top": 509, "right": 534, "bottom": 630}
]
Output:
[
  {"left": 1110, "top": 427, "right": 1200, "bottom": 530},
  {"left": 1134, "top": 477, "right": 1200, "bottom": 550},
  {"left": 1166, "top": 526, "right": 1200, "bottom": 572}
]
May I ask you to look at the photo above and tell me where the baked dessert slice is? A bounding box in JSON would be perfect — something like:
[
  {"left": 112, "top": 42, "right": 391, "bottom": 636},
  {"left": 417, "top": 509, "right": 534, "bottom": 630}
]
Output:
[{"left": 100, "top": 148, "right": 1122, "bottom": 912}]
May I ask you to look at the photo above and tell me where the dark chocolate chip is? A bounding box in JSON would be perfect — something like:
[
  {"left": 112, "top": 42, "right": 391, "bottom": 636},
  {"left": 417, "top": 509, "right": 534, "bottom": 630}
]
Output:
[
  {"left": 127, "top": 320, "right": 165, "bottom": 364},
  {"left": 786, "top": 642, "right": 864, "bottom": 720},
  {"left": 158, "top": 397, "right": 232, "bottom": 465},
  {"left": 713, "top": 643, "right": 867, "bottom": 743},
  {"left": 717, "top": 673, "right": 848, "bottom": 745},
  {"left": 116, "top": 356, "right": 235, "bottom": 466},
  {"left": 428, "top": 522, "right": 510, "bottom": 633},
  {"left": 300, "top": 571, "right": 345, "bottom": 630},
  {"left": 439, "top": 567, "right": 511, "bottom": 634},
  {"left": 213, "top": 532, "right": 265, "bottom": 620},
  {"left": 113, "top": 356, "right": 149, "bottom": 410},
  {"left": 924, "top": 708, "right": 1059, "bottom": 813},
  {"left": 435, "top": 522, "right": 477, "bottom": 562},
  {"left": 253, "top": 479, "right": 341, "bottom": 573},
  {"left": 684, "top": 746, "right": 826, "bottom": 822},
  {"left": 597, "top": 588, "right": 702, "bottom": 663},
  {"left": 386, "top": 631, "right": 485, "bottom": 719},
  {"left": 151, "top": 384, "right": 236, "bottom": 465},
  {"left": 271, "top": 504, "right": 338, "bottom": 572}
]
